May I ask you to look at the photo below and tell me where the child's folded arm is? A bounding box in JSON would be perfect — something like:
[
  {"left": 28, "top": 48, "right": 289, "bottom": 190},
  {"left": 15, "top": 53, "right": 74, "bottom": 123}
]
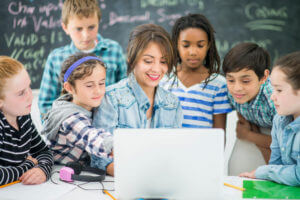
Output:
[
  {"left": 29, "top": 125, "right": 54, "bottom": 180},
  {"left": 0, "top": 160, "right": 35, "bottom": 186},
  {"left": 255, "top": 163, "right": 300, "bottom": 186}
]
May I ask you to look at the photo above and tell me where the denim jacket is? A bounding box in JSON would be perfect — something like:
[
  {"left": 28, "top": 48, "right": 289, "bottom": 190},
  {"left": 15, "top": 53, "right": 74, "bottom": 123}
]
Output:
[
  {"left": 91, "top": 73, "right": 183, "bottom": 169},
  {"left": 93, "top": 73, "right": 182, "bottom": 131},
  {"left": 255, "top": 114, "right": 300, "bottom": 186}
]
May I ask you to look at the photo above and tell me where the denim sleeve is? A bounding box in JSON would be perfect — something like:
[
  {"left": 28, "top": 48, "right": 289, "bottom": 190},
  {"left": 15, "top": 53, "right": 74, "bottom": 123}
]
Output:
[
  {"left": 91, "top": 93, "right": 117, "bottom": 170},
  {"left": 90, "top": 154, "right": 113, "bottom": 171},
  {"left": 93, "top": 93, "right": 118, "bottom": 133},
  {"left": 38, "top": 54, "right": 61, "bottom": 118},
  {"left": 268, "top": 120, "right": 283, "bottom": 165},
  {"left": 255, "top": 116, "right": 300, "bottom": 186},
  {"left": 255, "top": 163, "right": 300, "bottom": 186}
]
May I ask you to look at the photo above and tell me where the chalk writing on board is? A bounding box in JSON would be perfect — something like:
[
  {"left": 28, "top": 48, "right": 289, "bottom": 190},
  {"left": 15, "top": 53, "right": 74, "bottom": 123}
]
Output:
[
  {"left": 157, "top": 9, "right": 183, "bottom": 26},
  {"left": 9, "top": 1, "right": 62, "bottom": 32},
  {"left": 245, "top": 3, "right": 287, "bottom": 31},
  {"left": 8, "top": 1, "right": 63, "bottom": 16},
  {"left": 1, "top": 0, "right": 299, "bottom": 89},
  {"left": 140, "top": 0, "right": 204, "bottom": 10},
  {"left": 108, "top": 11, "right": 151, "bottom": 27}
]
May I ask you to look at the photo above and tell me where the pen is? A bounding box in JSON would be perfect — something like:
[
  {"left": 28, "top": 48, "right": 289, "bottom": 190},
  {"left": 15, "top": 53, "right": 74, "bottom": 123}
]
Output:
[
  {"left": 224, "top": 182, "right": 245, "bottom": 191},
  {"left": 103, "top": 189, "right": 117, "bottom": 200},
  {"left": 0, "top": 180, "right": 21, "bottom": 188}
]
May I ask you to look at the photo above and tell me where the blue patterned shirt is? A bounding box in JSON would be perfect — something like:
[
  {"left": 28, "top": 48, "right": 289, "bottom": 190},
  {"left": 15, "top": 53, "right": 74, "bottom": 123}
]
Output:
[
  {"left": 255, "top": 114, "right": 300, "bottom": 186},
  {"left": 38, "top": 34, "right": 127, "bottom": 117},
  {"left": 228, "top": 79, "right": 276, "bottom": 129}
]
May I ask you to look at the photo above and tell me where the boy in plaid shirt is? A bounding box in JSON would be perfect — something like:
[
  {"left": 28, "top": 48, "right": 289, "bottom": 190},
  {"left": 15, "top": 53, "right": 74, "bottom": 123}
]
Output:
[{"left": 222, "top": 43, "right": 276, "bottom": 173}]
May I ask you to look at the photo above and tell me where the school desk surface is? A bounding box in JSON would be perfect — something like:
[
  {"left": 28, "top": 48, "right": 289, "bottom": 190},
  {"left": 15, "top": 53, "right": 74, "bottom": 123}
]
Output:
[{"left": 0, "top": 166, "right": 283, "bottom": 200}]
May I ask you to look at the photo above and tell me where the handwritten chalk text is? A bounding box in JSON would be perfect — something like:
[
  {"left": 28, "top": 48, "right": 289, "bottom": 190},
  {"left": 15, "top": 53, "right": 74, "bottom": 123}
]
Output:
[{"left": 108, "top": 11, "right": 151, "bottom": 26}]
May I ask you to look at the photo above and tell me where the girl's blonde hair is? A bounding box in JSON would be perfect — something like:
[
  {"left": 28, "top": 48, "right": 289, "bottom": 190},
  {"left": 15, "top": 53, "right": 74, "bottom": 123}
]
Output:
[
  {"left": 0, "top": 56, "right": 24, "bottom": 99},
  {"left": 60, "top": 52, "right": 106, "bottom": 94}
]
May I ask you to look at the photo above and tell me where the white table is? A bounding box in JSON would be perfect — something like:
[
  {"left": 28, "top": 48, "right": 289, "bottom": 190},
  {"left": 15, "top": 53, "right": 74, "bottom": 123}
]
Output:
[
  {"left": 0, "top": 173, "right": 277, "bottom": 200},
  {"left": 56, "top": 176, "right": 246, "bottom": 200}
]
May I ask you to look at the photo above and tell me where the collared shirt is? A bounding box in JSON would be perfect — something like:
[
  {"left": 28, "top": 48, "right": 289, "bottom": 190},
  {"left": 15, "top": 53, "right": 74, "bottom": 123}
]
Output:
[
  {"left": 161, "top": 73, "right": 232, "bottom": 128},
  {"left": 48, "top": 112, "right": 113, "bottom": 165},
  {"left": 91, "top": 73, "right": 183, "bottom": 170},
  {"left": 38, "top": 34, "right": 127, "bottom": 117},
  {"left": 255, "top": 114, "right": 300, "bottom": 186},
  {"left": 228, "top": 79, "right": 276, "bottom": 129}
]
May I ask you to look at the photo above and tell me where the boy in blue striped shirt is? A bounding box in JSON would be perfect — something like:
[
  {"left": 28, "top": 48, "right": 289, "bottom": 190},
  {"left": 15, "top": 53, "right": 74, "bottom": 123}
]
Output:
[
  {"left": 38, "top": 0, "right": 127, "bottom": 118},
  {"left": 222, "top": 42, "right": 276, "bottom": 165}
]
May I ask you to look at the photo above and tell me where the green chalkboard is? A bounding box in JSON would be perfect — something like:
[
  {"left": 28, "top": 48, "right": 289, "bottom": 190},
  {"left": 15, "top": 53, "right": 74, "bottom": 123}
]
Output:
[{"left": 0, "top": 0, "right": 299, "bottom": 89}]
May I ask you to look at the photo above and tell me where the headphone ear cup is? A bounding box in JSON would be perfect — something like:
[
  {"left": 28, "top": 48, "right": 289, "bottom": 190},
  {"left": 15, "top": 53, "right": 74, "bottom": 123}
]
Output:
[{"left": 66, "top": 162, "right": 83, "bottom": 175}]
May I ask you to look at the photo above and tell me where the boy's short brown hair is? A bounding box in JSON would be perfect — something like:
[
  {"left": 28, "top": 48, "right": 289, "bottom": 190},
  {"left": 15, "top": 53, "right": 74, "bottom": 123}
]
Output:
[
  {"left": 62, "top": 0, "right": 101, "bottom": 26},
  {"left": 0, "top": 56, "right": 24, "bottom": 99},
  {"left": 222, "top": 42, "right": 270, "bottom": 80}
]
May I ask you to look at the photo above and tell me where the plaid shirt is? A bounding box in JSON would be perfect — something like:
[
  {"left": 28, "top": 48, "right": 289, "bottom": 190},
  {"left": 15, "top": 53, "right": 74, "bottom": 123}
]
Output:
[
  {"left": 38, "top": 34, "right": 127, "bottom": 117},
  {"left": 228, "top": 79, "right": 276, "bottom": 128},
  {"left": 48, "top": 112, "right": 113, "bottom": 165}
]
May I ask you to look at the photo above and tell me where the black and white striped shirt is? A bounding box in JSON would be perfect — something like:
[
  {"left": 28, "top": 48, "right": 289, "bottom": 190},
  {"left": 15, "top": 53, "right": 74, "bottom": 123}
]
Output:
[{"left": 0, "top": 112, "right": 53, "bottom": 185}]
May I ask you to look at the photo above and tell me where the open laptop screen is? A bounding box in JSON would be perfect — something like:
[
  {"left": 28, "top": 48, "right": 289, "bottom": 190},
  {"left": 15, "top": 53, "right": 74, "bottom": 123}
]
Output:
[{"left": 114, "top": 128, "right": 224, "bottom": 200}]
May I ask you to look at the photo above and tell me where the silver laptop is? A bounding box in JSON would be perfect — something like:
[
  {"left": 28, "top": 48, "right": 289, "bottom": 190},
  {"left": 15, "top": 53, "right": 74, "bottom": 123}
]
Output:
[{"left": 114, "top": 128, "right": 224, "bottom": 200}]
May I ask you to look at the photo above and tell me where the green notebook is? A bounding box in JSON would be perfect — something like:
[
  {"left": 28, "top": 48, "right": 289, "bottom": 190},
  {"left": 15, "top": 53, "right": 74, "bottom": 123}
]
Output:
[{"left": 243, "top": 180, "right": 300, "bottom": 199}]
